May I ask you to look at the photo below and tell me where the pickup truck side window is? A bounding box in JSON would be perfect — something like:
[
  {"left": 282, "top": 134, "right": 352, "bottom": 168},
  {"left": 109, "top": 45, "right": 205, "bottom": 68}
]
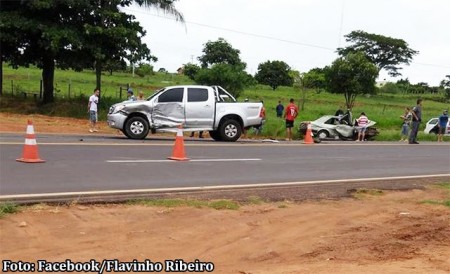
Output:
[
  {"left": 187, "top": 88, "right": 208, "bottom": 102},
  {"left": 158, "top": 88, "right": 184, "bottom": 103}
]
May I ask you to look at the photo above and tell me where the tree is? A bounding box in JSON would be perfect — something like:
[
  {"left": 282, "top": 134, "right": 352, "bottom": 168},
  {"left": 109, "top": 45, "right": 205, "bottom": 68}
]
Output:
[
  {"left": 194, "top": 38, "right": 250, "bottom": 98},
  {"left": 1, "top": 0, "right": 89, "bottom": 103},
  {"left": 325, "top": 52, "right": 378, "bottom": 109},
  {"left": 254, "top": 60, "right": 293, "bottom": 90},
  {"left": 198, "top": 38, "right": 244, "bottom": 68},
  {"left": 79, "top": 0, "right": 156, "bottom": 91},
  {"left": 302, "top": 68, "right": 327, "bottom": 91},
  {"left": 0, "top": 0, "right": 182, "bottom": 103},
  {"left": 135, "top": 63, "right": 154, "bottom": 77},
  {"left": 195, "top": 64, "right": 251, "bottom": 98},
  {"left": 441, "top": 75, "right": 450, "bottom": 100},
  {"left": 440, "top": 75, "right": 450, "bottom": 89},
  {"left": 337, "top": 30, "right": 418, "bottom": 77},
  {"left": 183, "top": 63, "right": 201, "bottom": 80}
]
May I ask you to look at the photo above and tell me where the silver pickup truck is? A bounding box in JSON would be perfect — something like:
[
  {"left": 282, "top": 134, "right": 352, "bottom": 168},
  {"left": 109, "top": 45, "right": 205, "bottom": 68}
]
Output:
[{"left": 107, "top": 85, "right": 264, "bottom": 142}]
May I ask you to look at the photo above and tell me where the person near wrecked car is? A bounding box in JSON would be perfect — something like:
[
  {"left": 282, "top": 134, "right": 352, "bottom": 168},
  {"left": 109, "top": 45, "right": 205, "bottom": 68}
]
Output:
[
  {"left": 437, "top": 110, "right": 448, "bottom": 142},
  {"left": 356, "top": 112, "right": 369, "bottom": 141},
  {"left": 335, "top": 106, "right": 344, "bottom": 122},
  {"left": 137, "top": 91, "right": 145, "bottom": 100},
  {"left": 127, "top": 89, "right": 137, "bottom": 101},
  {"left": 88, "top": 88, "right": 100, "bottom": 133},
  {"left": 399, "top": 107, "right": 412, "bottom": 142},
  {"left": 284, "top": 98, "right": 298, "bottom": 141},
  {"left": 254, "top": 100, "right": 266, "bottom": 135},
  {"left": 408, "top": 99, "right": 422, "bottom": 144},
  {"left": 276, "top": 101, "right": 284, "bottom": 118}
]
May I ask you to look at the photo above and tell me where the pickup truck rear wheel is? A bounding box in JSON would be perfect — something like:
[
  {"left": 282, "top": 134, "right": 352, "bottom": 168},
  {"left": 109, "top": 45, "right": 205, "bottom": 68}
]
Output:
[
  {"left": 209, "top": 130, "right": 222, "bottom": 141},
  {"left": 124, "top": 116, "right": 149, "bottom": 140},
  {"left": 220, "top": 120, "right": 242, "bottom": 142}
]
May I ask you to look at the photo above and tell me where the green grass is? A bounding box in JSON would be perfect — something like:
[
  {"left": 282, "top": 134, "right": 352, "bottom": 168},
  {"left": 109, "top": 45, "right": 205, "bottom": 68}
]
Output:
[
  {"left": 0, "top": 202, "right": 21, "bottom": 218},
  {"left": 420, "top": 200, "right": 450, "bottom": 208},
  {"left": 127, "top": 198, "right": 240, "bottom": 210},
  {"left": 351, "top": 188, "right": 384, "bottom": 199},
  {"left": 435, "top": 182, "right": 450, "bottom": 189},
  {"left": 2, "top": 64, "right": 449, "bottom": 141},
  {"left": 420, "top": 182, "right": 450, "bottom": 208}
]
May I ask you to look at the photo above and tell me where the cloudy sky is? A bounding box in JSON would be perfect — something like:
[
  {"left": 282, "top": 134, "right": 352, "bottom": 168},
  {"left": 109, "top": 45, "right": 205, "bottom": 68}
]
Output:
[{"left": 123, "top": 0, "right": 450, "bottom": 86}]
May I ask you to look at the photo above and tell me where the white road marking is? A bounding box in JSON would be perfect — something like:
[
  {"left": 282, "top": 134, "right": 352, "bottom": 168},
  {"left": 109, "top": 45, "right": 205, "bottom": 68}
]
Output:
[
  {"left": 1, "top": 174, "right": 449, "bottom": 200},
  {"left": 106, "top": 158, "right": 261, "bottom": 163}
]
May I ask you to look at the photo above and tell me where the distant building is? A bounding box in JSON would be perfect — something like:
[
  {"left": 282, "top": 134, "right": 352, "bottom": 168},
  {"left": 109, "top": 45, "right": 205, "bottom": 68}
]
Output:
[{"left": 177, "top": 66, "right": 184, "bottom": 74}]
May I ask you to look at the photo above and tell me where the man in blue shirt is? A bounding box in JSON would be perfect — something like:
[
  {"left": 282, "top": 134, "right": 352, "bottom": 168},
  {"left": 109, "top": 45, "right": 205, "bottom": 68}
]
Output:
[
  {"left": 438, "top": 110, "right": 448, "bottom": 142},
  {"left": 276, "top": 101, "right": 284, "bottom": 118}
]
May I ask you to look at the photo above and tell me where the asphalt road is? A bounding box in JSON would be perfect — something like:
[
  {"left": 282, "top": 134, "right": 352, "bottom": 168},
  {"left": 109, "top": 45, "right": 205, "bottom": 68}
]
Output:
[{"left": 1, "top": 133, "right": 449, "bottom": 199}]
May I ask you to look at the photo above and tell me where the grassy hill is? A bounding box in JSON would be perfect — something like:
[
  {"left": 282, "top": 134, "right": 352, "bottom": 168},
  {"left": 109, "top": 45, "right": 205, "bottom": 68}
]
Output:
[{"left": 1, "top": 65, "right": 449, "bottom": 141}]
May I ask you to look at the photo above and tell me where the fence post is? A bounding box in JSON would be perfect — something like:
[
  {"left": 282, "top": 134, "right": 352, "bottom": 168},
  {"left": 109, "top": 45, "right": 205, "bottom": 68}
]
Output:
[
  {"left": 119, "top": 86, "right": 122, "bottom": 99},
  {"left": 11, "top": 80, "right": 14, "bottom": 95},
  {"left": 40, "top": 80, "right": 43, "bottom": 99},
  {"left": 68, "top": 83, "right": 71, "bottom": 99}
]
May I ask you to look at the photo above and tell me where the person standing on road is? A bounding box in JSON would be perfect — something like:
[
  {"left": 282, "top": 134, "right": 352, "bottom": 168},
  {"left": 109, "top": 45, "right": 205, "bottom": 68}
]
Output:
[
  {"left": 88, "top": 88, "right": 100, "bottom": 133},
  {"left": 284, "top": 98, "right": 298, "bottom": 141},
  {"left": 409, "top": 99, "right": 423, "bottom": 144},
  {"left": 356, "top": 112, "right": 369, "bottom": 141},
  {"left": 254, "top": 100, "right": 266, "bottom": 135},
  {"left": 437, "top": 110, "right": 448, "bottom": 142},
  {"left": 276, "top": 101, "right": 284, "bottom": 118},
  {"left": 190, "top": 131, "right": 204, "bottom": 138},
  {"left": 400, "top": 107, "right": 412, "bottom": 142}
]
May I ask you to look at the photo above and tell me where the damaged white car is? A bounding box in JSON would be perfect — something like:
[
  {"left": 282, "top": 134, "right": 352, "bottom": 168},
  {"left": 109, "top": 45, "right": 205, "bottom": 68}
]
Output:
[
  {"left": 299, "top": 115, "right": 379, "bottom": 141},
  {"left": 107, "top": 85, "right": 264, "bottom": 142}
]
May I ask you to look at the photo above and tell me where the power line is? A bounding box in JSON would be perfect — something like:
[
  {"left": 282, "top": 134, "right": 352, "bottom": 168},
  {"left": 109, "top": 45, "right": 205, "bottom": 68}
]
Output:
[
  {"left": 123, "top": 8, "right": 335, "bottom": 51},
  {"left": 123, "top": 7, "right": 450, "bottom": 70}
]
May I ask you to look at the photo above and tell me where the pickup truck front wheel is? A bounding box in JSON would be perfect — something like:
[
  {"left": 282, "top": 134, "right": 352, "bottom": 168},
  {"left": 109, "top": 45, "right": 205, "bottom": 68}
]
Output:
[
  {"left": 220, "top": 120, "right": 242, "bottom": 142},
  {"left": 124, "top": 116, "right": 149, "bottom": 140}
]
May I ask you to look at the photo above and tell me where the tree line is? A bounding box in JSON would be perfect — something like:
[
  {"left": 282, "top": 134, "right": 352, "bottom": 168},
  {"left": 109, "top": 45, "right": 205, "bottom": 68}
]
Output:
[
  {"left": 2, "top": 2, "right": 448, "bottom": 108},
  {"left": 0, "top": 0, "right": 183, "bottom": 103}
]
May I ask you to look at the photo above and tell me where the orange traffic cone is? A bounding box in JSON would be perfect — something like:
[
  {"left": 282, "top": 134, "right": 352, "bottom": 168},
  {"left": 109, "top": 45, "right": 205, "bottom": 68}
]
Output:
[
  {"left": 16, "top": 120, "right": 45, "bottom": 163},
  {"left": 168, "top": 125, "right": 189, "bottom": 161},
  {"left": 303, "top": 122, "right": 314, "bottom": 145}
]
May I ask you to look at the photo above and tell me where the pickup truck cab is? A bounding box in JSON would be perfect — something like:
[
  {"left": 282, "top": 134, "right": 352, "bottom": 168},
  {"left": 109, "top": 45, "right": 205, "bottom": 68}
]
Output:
[{"left": 107, "top": 85, "right": 264, "bottom": 142}]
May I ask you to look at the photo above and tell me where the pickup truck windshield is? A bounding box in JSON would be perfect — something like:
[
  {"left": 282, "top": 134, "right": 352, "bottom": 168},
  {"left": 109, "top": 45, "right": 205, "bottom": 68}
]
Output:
[{"left": 147, "top": 88, "right": 165, "bottom": 101}]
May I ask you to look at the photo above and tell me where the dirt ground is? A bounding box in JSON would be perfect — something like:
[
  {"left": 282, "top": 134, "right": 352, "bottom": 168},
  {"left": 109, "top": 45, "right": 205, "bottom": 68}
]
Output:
[{"left": 1, "top": 113, "right": 450, "bottom": 273}]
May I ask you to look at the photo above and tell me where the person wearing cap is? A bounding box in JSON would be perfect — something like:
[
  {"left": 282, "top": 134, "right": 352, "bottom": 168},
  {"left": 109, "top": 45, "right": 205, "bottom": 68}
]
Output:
[
  {"left": 438, "top": 110, "right": 448, "bottom": 142},
  {"left": 127, "top": 89, "right": 137, "bottom": 101}
]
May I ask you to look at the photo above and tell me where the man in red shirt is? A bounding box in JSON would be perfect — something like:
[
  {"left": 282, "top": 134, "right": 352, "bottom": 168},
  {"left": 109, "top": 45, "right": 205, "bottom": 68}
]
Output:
[{"left": 284, "top": 98, "right": 299, "bottom": 141}]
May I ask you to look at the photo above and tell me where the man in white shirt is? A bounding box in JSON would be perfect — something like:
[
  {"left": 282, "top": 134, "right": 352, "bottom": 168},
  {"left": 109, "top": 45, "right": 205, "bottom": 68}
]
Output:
[{"left": 88, "top": 88, "right": 100, "bottom": 132}]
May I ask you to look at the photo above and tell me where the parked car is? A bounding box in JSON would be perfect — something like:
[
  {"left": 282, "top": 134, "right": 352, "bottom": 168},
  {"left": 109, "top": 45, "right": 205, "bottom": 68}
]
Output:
[
  {"left": 424, "top": 118, "right": 450, "bottom": 136},
  {"left": 107, "top": 85, "right": 264, "bottom": 142},
  {"left": 299, "top": 115, "right": 379, "bottom": 141}
]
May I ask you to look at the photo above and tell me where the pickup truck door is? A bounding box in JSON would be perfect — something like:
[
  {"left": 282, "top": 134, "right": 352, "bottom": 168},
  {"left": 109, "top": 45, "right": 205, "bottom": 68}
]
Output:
[
  {"left": 184, "top": 87, "right": 215, "bottom": 128},
  {"left": 151, "top": 87, "right": 185, "bottom": 127}
]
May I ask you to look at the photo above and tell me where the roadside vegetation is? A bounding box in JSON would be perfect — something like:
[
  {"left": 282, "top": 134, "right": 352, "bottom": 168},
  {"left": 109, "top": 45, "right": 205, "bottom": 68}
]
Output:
[
  {"left": 128, "top": 199, "right": 240, "bottom": 210},
  {"left": 420, "top": 182, "right": 450, "bottom": 208},
  {"left": 0, "top": 202, "right": 21, "bottom": 218},
  {"left": 1, "top": 65, "right": 448, "bottom": 141}
]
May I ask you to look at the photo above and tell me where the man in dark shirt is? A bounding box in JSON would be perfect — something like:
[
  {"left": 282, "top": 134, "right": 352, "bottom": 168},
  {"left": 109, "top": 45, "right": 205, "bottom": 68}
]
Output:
[{"left": 409, "top": 99, "right": 422, "bottom": 144}]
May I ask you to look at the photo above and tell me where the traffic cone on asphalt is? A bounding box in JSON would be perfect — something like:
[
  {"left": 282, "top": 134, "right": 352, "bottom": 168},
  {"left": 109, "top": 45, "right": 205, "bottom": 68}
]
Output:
[
  {"left": 303, "top": 122, "right": 314, "bottom": 145},
  {"left": 16, "top": 120, "right": 45, "bottom": 163},
  {"left": 168, "top": 125, "right": 189, "bottom": 161}
]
